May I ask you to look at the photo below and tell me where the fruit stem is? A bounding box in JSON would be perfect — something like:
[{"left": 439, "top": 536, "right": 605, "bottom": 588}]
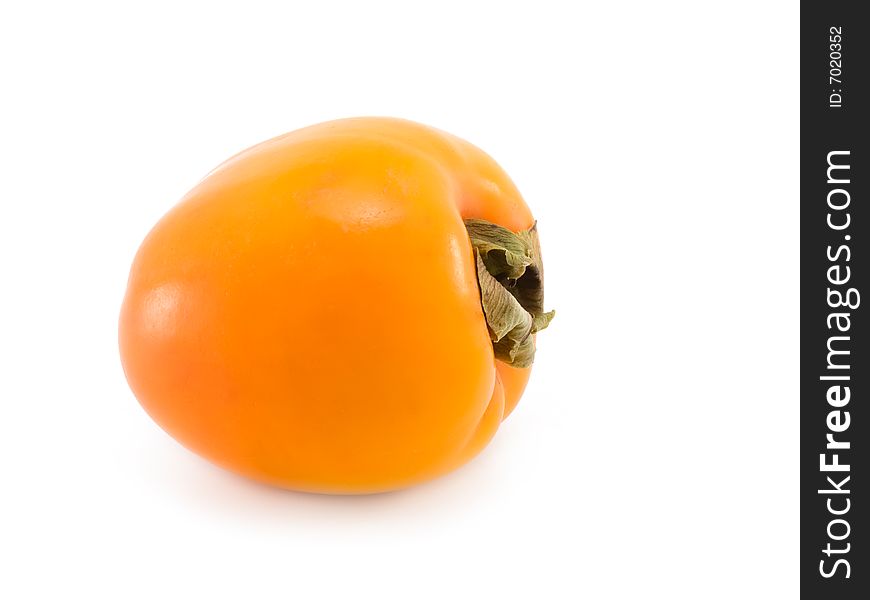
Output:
[{"left": 464, "top": 219, "right": 555, "bottom": 368}]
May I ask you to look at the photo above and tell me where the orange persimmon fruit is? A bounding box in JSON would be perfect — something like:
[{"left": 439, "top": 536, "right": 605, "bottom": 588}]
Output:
[{"left": 119, "top": 117, "right": 553, "bottom": 494}]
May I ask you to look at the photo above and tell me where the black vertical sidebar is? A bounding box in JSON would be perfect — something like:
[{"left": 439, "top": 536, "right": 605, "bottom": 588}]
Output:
[{"left": 801, "top": 3, "right": 869, "bottom": 597}]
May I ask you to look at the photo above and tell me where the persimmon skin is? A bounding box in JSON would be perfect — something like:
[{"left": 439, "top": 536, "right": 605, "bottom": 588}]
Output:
[{"left": 119, "top": 117, "right": 536, "bottom": 493}]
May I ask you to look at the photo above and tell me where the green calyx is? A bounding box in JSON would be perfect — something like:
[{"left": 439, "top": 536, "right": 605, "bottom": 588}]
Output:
[{"left": 465, "top": 218, "right": 555, "bottom": 368}]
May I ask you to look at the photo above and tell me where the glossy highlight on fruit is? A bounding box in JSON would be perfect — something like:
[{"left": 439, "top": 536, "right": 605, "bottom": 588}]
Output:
[{"left": 119, "top": 117, "right": 553, "bottom": 494}]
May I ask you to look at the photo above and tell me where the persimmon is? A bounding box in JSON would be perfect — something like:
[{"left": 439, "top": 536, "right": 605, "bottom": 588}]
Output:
[{"left": 119, "top": 117, "right": 553, "bottom": 494}]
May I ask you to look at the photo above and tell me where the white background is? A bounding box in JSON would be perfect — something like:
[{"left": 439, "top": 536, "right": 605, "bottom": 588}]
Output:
[{"left": 0, "top": 1, "right": 798, "bottom": 598}]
